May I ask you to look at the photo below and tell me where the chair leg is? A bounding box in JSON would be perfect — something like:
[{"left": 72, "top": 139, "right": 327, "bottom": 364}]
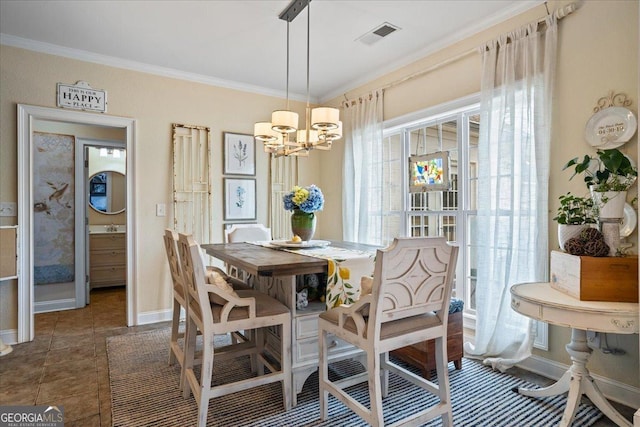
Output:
[
  {"left": 169, "top": 301, "right": 181, "bottom": 365},
  {"left": 367, "top": 351, "right": 384, "bottom": 427},
  {"left": 318, "top": 328, "right": 329, "bottom": 420},
  {"left": 434, "top": 335, "right": 453, "bottom": 426},
  {"left": 182, "top": 317, "right": 197, "bottom": 399},
  {"left": 247, "top": 329, "right": 257, "bottom": 373},
  {"left": 196, "top": 334, "right": 215, "bottom": 427},
  {"left": 255, "top": 328, "right": 265, "bottom": 376},
  {"left": 281, "top": 319, "right": 292, "bottom": 411},
  {"left": 380, "top": 352, "right": 389, "bottom": 398}
]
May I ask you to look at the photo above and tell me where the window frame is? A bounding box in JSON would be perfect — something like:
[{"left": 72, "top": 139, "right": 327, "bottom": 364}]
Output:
[{"left": 384, "top": 95, "right": 479, "bottom": 318}]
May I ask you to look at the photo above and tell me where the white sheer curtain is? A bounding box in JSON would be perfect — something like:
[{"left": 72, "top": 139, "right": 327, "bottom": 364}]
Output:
[
  {"left": 464, "top": 16, "right": 557, "bottom": 371},
  {"left": 342, "top": 89, "right": 384, "bottom": 244}
]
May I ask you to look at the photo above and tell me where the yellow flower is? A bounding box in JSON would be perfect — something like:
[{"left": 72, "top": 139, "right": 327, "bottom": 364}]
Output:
[
  {"left": 293, "top": 187, "right": 309, "bottom": 205},
  {"left": 338, "top": 267, "right": 350, "bottom": 280}
]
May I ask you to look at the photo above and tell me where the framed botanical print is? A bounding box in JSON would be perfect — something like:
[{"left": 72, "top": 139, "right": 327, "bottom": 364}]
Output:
[
  {"left": 223, "top": 132, "right": 255, "bottom": 176},
  {"left": 224, "top": 178, "right": 256, "bottom": 221}
]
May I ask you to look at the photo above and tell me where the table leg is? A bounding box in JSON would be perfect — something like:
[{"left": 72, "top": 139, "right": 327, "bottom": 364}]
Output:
[
  {"left": 518, "top": 369, "right": 571, "bottom": 398},
  {"left": 518, "top": 329, "right": 631, "bottom": 427},
  {"left": 582, "top": 375, "right": 632, "bottom": 427}
]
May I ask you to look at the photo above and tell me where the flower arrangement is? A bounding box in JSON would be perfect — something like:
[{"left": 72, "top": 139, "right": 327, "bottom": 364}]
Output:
[{"left": 283, "top": 184, "right": 324, "bottom": 213}]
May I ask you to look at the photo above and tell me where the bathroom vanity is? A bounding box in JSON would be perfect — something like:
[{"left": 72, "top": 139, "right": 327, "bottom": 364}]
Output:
[{"left": 89, "top": 227, "right": 126, "bottom": 288}]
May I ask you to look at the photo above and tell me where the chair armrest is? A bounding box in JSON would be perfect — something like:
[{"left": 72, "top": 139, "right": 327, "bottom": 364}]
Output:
[
  {"left": 333, "top": 294, "right": 373, "bottom": 337},
  {"left": 204, "top": 284, "right": 256, "bottom": 321}
]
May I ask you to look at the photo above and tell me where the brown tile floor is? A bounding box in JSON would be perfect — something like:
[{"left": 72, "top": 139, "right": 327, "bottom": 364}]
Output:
[
  {"left": 0, "top": 287, "right": 170, "bottom": 426},
  {"left": 0, "top": 286, "right": 635, "bottom": 426}
]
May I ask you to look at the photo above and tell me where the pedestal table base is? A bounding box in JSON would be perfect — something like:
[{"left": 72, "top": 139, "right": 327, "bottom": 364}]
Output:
[{"left": 518, "top": 329, "right": 631, "bottom": 427}]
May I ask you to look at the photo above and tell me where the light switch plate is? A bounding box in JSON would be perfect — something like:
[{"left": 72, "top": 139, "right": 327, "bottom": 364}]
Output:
[
  {"left": 0, "top": 202, "right": 17, "bottom": 217},
  {"left": 156, "top": 203, "right": 166, "bottom": 217}
]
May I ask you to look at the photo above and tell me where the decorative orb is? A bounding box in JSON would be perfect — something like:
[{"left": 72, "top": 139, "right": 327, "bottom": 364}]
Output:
[
  {"left": 581, "top": 227, "right": 603, "bottom": 242},
  {"left": 584, "top": 239, "right": 609, "bottom": 257},
  {"left": 564, "top": 237, "right": 585, "bottom": 255}
]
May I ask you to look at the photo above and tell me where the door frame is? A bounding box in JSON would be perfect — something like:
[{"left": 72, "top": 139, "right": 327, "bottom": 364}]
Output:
[{"left": 17, "top": 104, "right": 137, "bottom": 342}]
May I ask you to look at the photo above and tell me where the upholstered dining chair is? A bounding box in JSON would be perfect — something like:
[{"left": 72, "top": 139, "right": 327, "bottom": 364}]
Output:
[
  {"left": 318, "top": 237, "right": 459, "bottom": 426},
  {"left": 177, "top": 233, "right": 292, "bottom": 427},
  {"left": 224, "top": 223, "right": 271, "bottom": 285}
]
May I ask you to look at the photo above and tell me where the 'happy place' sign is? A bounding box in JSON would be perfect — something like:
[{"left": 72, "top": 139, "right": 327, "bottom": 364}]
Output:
[{"left": 57, "top": 81, "right": 107, "bottom": 113}]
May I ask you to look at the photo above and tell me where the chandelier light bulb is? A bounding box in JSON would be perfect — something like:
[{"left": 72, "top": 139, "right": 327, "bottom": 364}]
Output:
[
  {"left": 254, "top": 122, "right": 278, "bottom": 142},
  {"left": 311, "top": 107, "right": 339, "bottom": 131},
  {"left": 272, "top": 110, "right": 299, "bottom": 134}
]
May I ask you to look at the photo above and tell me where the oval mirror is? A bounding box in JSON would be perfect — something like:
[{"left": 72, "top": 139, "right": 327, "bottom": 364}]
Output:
[{"left": 89, "top": 171, "right": 126, "bottom": 214}]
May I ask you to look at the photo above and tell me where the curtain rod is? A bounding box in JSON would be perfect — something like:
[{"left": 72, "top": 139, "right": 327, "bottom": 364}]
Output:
[{"left": 343, "top": 2, "right": 577, "bottom": 105}]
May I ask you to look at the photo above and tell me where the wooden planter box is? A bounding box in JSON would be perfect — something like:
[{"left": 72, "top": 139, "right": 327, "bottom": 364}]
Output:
[{"left": 550, "top": 250, "right": 638, "bottom": 303}]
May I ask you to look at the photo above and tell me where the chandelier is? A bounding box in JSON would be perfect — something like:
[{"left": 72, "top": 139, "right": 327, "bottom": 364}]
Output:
[{"left": 254, "top": 0, "right": 341, "bottom": 157}]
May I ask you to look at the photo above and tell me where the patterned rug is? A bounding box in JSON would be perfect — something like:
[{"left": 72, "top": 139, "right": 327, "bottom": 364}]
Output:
[{"left": 107, "top": 328, "right": 603, "bottom": 427}]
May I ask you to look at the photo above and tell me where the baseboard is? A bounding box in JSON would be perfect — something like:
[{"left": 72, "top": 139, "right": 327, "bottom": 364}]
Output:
[
  {"left": 136, "top": 308, "right": 174, "bottom": 325},
  {"left": 517, "top": 354, "right": 640, "bottom": 409},
  {"left": 34, "top": 298, "right": 76, "bottom": 313},
  {"left": 0, "top": 329, "right": 18, "bottom": 346}
]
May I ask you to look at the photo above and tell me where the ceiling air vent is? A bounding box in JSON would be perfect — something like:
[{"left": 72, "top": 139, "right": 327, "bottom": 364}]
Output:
[{"left": 357, "top": 22, "right": 400, "bottom": 46}]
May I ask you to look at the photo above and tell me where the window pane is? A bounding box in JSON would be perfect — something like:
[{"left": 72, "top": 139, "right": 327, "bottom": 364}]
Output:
[
  {"left": 380, "top": 132, "right": 404, "bottom": 245},
  {"left": 468, "top": 114, "right": 480, "bottom": 211},
  {"left": 442, "top": 120, "right": 457, "bottom": 151},
  {"left": 408, "top": 213, "right": 457, "bottom": 242},
  {"left": 467, "top": 214, "right": 478, "bottom": 310}
]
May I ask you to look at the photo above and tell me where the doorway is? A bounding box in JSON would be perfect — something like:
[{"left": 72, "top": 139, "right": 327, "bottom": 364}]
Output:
[
  {"left": 82, "top": 142, "right": 127, "bottom": 306},
  {"left": 17, "top": 104, "right": 136, "bottom": 343}
]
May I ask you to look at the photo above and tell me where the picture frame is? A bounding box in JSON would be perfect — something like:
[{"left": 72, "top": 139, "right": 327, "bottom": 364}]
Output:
[
  {"left": 224, "top": 178, "right": 256, "bottom": 221},
  {"left": 90, "top": 182, "right": 106, "bottom": 195},
  {"left": 223, "top": 132, "right": 255, "bottom": 176},
  {"left": 409, "top": 151, "right": 450, "bottom": 192}
]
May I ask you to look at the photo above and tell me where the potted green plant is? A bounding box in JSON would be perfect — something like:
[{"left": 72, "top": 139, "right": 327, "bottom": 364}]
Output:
[
  {"left": 553, "top": 192, "right": 597, "bottom": 250},
  {"left": 563, "top": 148, "right": 637, "bottom": 218}
]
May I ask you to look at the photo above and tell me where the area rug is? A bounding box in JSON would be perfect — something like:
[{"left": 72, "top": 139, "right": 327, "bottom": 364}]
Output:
[{"left": 107, "top": 329, "right": 603, "bottom": 426}]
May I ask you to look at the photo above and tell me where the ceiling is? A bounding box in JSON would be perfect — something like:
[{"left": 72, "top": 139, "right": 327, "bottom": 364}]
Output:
[{"left": 0, "top": 0, "right": 542, "bottom": 103}]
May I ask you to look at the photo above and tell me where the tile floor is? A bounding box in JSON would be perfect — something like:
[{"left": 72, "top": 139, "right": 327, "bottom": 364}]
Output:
[
  {"left": 0, "top": 287, "right": 169, "bottom": 426},
  {"left": 0, "top": 286, "right": 635, "bottom": 426}
]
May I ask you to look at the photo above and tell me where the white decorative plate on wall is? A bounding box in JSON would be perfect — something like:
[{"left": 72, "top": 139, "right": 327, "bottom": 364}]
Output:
[
  {"left": 619, "top": 203, "right": 637, "bottom": 238},
  {"left": 584, "top": 106, "right": 637, "bottom": 149}
]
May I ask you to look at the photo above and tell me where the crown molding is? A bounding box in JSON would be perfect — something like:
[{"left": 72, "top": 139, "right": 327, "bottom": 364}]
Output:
[
  {"left": 0, "top": 33, "right": 313, "bottom": 103},
  {"left": 320, "top": 0, "right": 543, "bottom": 103}
]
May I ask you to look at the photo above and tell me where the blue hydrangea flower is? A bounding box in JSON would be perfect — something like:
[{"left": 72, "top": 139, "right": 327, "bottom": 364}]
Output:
[{"left": 283, "top": 184, "right": 324, "bottom": 213}]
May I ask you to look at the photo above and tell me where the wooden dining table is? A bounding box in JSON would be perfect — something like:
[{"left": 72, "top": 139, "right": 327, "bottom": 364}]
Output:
[
  {"left": 201, "top": 240, "right": 376, "bottom": 406},
  {"left": 202, "top": 240, "right": 374, "bottom": 277}
]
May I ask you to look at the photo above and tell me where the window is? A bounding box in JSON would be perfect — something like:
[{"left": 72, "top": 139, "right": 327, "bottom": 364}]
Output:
[
  {"left": 374, "top": 95, "right": 547, "bottom": 348},
  {"left": 381, "top": 97, "right": 480, "bottom": 313}
]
